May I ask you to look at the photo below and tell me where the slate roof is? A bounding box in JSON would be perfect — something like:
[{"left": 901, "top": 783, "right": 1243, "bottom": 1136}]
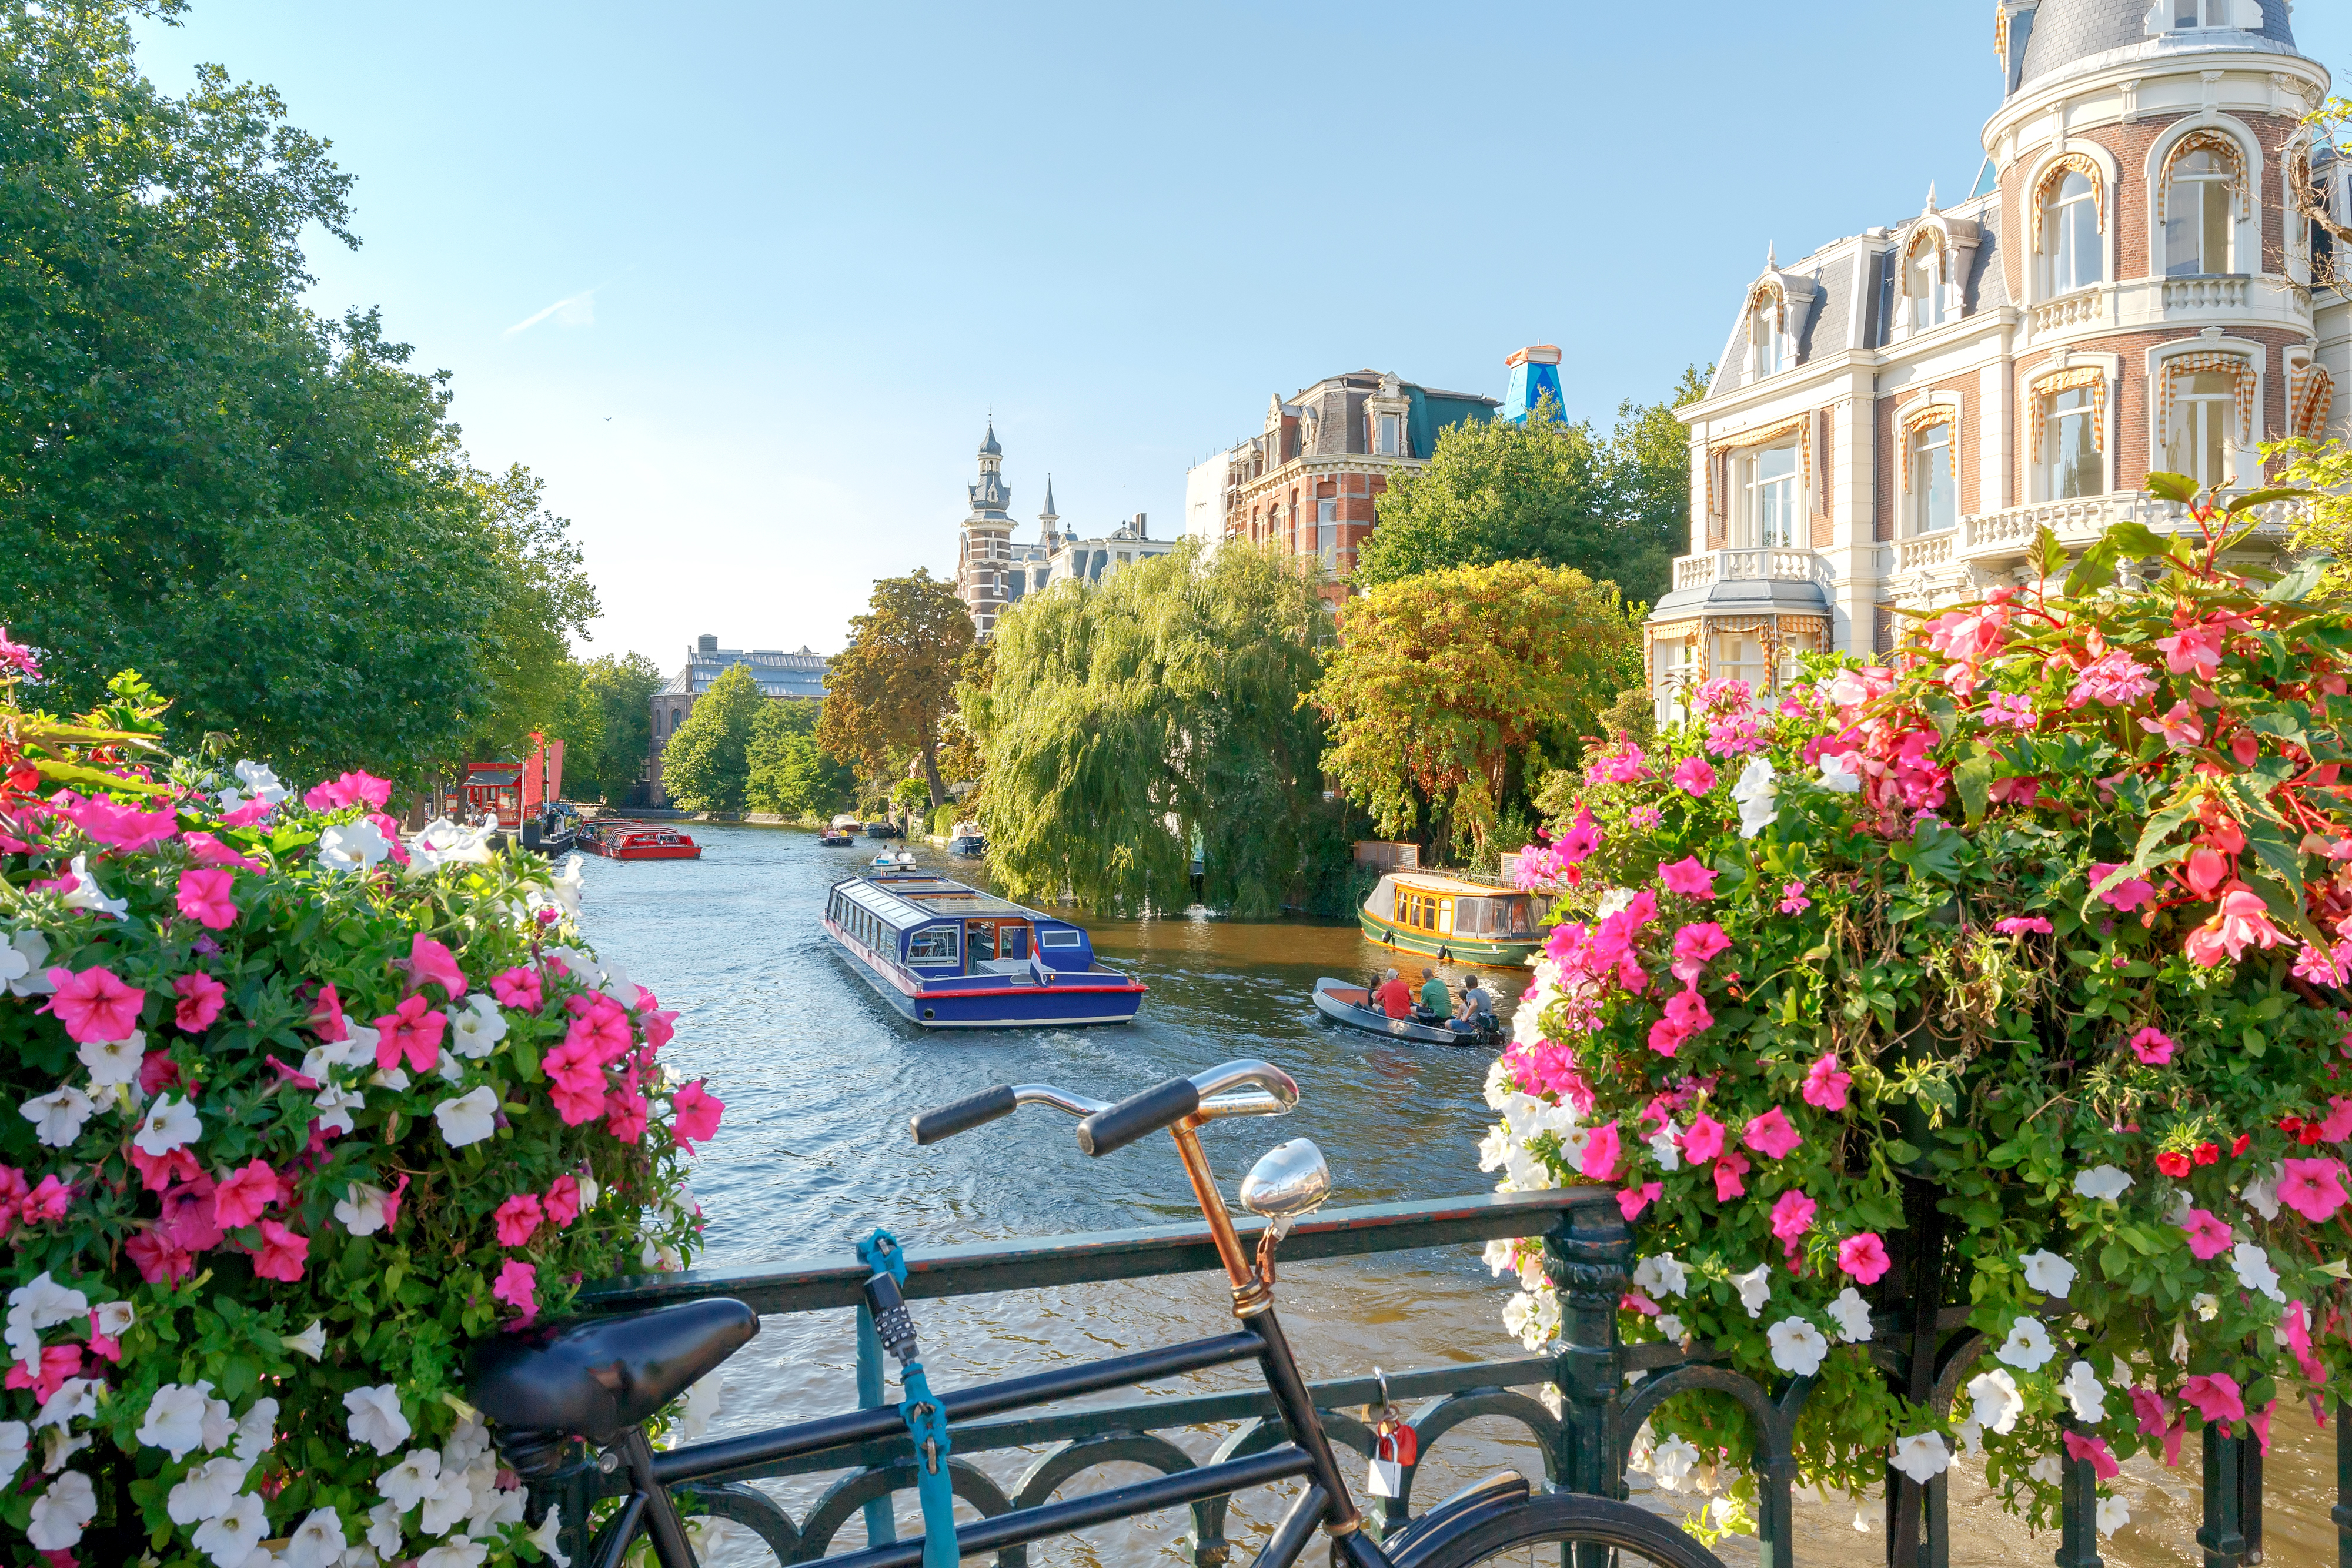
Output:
[{"left": 2018, "top": 0, "right": 2296, "bottom": 88}]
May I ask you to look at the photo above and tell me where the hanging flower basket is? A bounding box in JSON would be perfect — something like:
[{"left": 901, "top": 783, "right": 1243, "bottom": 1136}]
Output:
[
  {"left": 0, "top": 650, "right": 721, "bottom": 1564},
  {"left": 1485, "top": 494, "right": 2352, "bottom": 1539}
]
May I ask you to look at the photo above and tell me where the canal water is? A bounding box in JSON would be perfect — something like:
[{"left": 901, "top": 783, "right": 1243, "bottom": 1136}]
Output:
[{"left": 584, "top": 823, "right": 2328, "bottom": 1568}]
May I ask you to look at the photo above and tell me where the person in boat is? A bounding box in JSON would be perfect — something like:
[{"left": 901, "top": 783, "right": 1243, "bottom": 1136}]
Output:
[
  {"left": 1371, "top": 967, "right": 1413, "bottom": 1020},
  {"left": 1446, "top": 983, "right": 1482, "bottom": 1035},
  {"left": 1462, "top": 977, "right": 1495, "bottom": 1022},
  {"left": 1415, "top": 967, "right": 1449, "bottom": 1024}
]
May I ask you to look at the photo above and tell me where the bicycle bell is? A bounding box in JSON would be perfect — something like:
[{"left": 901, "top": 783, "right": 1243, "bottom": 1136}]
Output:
[{"left": 1240, "top": 1138, "right": 1330, "bottom": 1227}]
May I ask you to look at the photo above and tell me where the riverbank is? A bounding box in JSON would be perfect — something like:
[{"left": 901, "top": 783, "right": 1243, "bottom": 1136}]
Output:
[{"left": 583, "top": 824, "right": 2313, "bottom": 1567}]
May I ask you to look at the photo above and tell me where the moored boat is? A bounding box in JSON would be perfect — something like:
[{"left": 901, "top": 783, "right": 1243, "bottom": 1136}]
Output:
[
  {"left": 824, "top": 872, "right": 1146, "bottom": 1028},
  {"left": 579, "top": 821, "right": 703, "bottom": 861},
  {"left": 1358, "top": 872, "right": 1542, "bottom": 965},
  {"left": 1311, "top": 976, "right": 1493, "bottom": 1048},
  {"left": 949, "top": 821, "right": 985, "bottom": 857}
]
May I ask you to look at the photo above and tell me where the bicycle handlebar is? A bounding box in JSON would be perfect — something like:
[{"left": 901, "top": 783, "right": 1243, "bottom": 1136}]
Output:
[{"left": 907, "top": 1059, "right": 1299, "bottom": 1151}]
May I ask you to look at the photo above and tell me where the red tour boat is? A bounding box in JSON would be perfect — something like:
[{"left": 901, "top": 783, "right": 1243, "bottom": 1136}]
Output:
[{"left": 580, "top": 821, "right": 702, "bottom": 861}]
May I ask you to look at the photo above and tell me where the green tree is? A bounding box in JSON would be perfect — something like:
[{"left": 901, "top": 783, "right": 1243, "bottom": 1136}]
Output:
[
  {"left": 744, "top": 698, "right": 855, "bottom": 820},
  {"left": 2267, "top": 438, "right": 2352, "bottom": 596},
  {"left": 455, "top": 466, "right": 603, "bottom": 760},
  {"left": 0, "top": 2, "right": 591, "bottom": 783},
  {"left": 816, "top": 569, "right": 974, "bottom": 807},
  {"left": 968, "top": 542, "right": 1331, "bottom": 915},
  {"left": 1352, "top": 369, "right": 1709, "bottom": 605},
  {"left": 658, "top": 664, "right": 763, "bottom": 812},
  {"left": 1312, "top": 560, "right": 1643, "bottom": 861},
  {"left": 573, "top": 652, "right": 664, "bottom": 804}
]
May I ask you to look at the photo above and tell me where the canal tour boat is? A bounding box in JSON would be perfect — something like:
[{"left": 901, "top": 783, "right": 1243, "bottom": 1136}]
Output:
[
  {"left": 1311, "top": 977, "right": 1495, "bottom": 1048},
  {"left": 823, "top": 872, "right": 1146, "bottom": 1028},
  {"left": 1358, "top": 872, "right": 1542, "bottom": 965},
  {"left": 580, "top": 821, "right": 703, "bottom": 861}
]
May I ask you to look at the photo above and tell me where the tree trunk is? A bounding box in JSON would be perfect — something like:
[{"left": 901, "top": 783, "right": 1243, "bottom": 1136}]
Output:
[{"left": 920, "top": 740, "right": 947, "bottom": 808}]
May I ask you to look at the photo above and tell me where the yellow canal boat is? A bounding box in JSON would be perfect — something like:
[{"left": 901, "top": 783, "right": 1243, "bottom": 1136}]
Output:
[{"left": 1358, "top": 871, "right": 1544, "bottom": 966}]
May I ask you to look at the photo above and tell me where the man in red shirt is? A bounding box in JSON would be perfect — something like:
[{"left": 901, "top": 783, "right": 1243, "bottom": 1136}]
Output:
[{"left": 1371, "top": 967, "right": 1414, "bottom": 1019}]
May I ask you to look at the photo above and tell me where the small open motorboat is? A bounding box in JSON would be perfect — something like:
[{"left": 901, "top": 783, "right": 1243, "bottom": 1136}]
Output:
[
  {"left": 580, "top": 821, "right": 703, "bottom": 861},
  {"left": 949, "top": 820, "right": 985, "bottom": 857},
  {"left": 818, "top": 813, "right": 858, "bottom": 848},
  {"left": 1312, "top": 976, "right": 1495, "bottom": 1048},
  {"left": 870, "top": 850, "right": 916, "bottom": 870},
  {"left": 864, "top": 820, "right": 903, "bottom": 841}
]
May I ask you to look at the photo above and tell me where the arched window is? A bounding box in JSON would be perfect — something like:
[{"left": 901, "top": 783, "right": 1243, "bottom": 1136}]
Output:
[
  {"left": 2038, "top": 170, "right": 2103, "bottom": 296},
  {"left": 1900, "top": 232, "right": 1949, "bottom": 332},
  {"left": 2161, "top": 136, "right": 2244, "bottom": 277},
  {"left": 1906, "top": 417, "right": 1956, "bottom": 536},
  {"left": 1750, "top": 298, "right": 1785, "bottom": 376}
]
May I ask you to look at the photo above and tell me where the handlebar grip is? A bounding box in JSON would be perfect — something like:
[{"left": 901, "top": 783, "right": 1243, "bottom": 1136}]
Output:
[
  {"left": 910, "top": 1085, "right": 1019, "bottom": 1145},
  {"left": 1076, "top": 1076, "right": 1202, "bottom": 1157}
]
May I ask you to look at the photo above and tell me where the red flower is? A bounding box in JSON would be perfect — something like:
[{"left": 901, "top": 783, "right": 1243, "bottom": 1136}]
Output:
[
  {"left": 373, "top": 993, "right": 447, "bottom": 1073},
  {"left": 128, "top": 1144, "right": 198, "bottom": 1194},
  {"left": 2156, "top": 1150, "right": 2193, "bottom": 1178},
  {"left": 494, "top": 1194, "right": 544, "bottom": 1248},
  {"left": 250, "top": 1219, "right": 309, "bottom": 1282},
  {"left": 126, "top": 1229, "right": 195, "bottom": 1285},
  {"left": 2192, "top": 1141, "right": 2219, "bottom": 1166},
  {"left": 173, "top": 973, "right": 226, "bottom": 1034},
  {"left": 671, "top": 1082, "right": 724, "bottom": 1149},
  {"left": 2231, "top": 1132, "right": 2251, "bottom": 1157}
]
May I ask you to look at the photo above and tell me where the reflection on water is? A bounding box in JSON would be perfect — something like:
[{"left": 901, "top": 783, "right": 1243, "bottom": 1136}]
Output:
[{"left": 582, "top": 824, "right": 2326, "bottom": 1566}]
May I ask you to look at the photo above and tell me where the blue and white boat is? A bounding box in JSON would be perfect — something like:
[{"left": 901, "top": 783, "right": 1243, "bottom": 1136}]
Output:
[{"left": 823, "top": 873, "right": 1146, "bottom": 1028}]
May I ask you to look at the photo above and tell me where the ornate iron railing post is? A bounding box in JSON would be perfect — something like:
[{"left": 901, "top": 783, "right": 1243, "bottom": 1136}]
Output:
[
  {"left": 1887, "top": 1175, "right": 1949, "bottom": 1568},
  {"left": 2335, "top": 1398, "right": 2352, "bottom": 1568},
  {"left": 2198, "top": 1423, "right": 2247, "bottom": 1568},
  {"left": 2054, "top": 1431, "right": 2103, "bottom": 1568},
  {"left": 1544, "top": 1192, "right": 1629, "bottom": 1505}
]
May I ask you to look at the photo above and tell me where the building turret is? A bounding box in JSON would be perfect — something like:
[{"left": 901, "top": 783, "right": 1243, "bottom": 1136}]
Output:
[{"left": 957, "top": 423, "right": 1018, "bottom": 637}]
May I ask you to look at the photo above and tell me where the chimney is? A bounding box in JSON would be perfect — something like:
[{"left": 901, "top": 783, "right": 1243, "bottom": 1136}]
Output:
[
  {"left": 1135, "top": 512, "right": 1148, "bottom": 539},
  {"left": 697, "top": 634, "right": 718, "bottom": 654}
]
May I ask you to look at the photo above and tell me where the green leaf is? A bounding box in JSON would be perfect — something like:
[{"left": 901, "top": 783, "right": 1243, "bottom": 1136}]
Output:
[
  {"left": 2129, "top": 795, "right": 2198, "bottom": 873},
  {"left": 2034, "top": 525, "right": 2069, "bottom": 579},
  {"left": 2264, "top": 553, "right": 2335, "bottom": 604},
  {"left": 2066, "top": 537, "right": 2120, "bottom": 597},
  {"left": 2243, "top": 870, "right": 2329, "bottom": 951},
  {"left": 1954, "top": 753, "right": 1993, "bottom": 827},
  {"left": 2141, "top": 470, "right": 2201, "bottom": 504},
  {"left": 2104, "top": 520, "right": 2173, "bottom": 559},
  {"left": 2222, "top": 486, "right": 2310, "bottom": 516},
  {"left": 28, "top": 757, "right": 173, "bottom": 796}
]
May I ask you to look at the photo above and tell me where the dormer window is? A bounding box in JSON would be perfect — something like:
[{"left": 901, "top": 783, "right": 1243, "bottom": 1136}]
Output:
[
  {"left": 1375, "top": 413, "right": 1402, "bottom": 456},
  {"left": 1750, "top": 302, "right": 1785, "bottom": 376}
]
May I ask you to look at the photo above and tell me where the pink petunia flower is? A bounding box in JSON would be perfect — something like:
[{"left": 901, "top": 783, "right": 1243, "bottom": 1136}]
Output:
[
  {"left": 495, "top": 1193, "right": 544, "bottom": 1248},
  {"left": 672, "top": 1082, "right": 724, "bottom": 1149},
  {"left": 1669, "top": 757, "right": 1718, "bottom": 797},
  {"left": 1769, "top": 1188, "right": 1816, "bottom": 1244},
  {"left": 1580, "top": 1121, "right": 1622, "bottom": 1183},
  {"left": 250, "top": 1219, "right": 309, "bottom": 1282},
  {"left": 565, "top": 995, "right": 635, "bottom": 1062},
  {"left": 2178, "top": 1207, "right": 2233, "bottom": 1259},
  {"left": 173, "top": 973, "right": 226, "bottom": 1034},
  {"left": 1837, "top": 1233, "right": 1891, "bottom": 1285},
  {"left": 403, "top": 934, "right": 468, "bottom": 1001},
  {"left": 181, "top": 831, "right": 262, "bottom": 872},
  {"left": 1658, "top": 858, "right": 1716, "bottom": 900},
  {"left": 543, "top": 1175, "right": 583, "bottom": 1228},
  {"left": 1558, "top": 807, "right": 1602, "bottom": 864},
  {"left": 1669, "top": 922, "right": 1731, "bottom": 985},
  {"left": 1681, "top": 1114, "right": 1726, "bottom": 1164},
  {"left": 174, "top": 868, "right": 238, "bottom": 931},
  {"left": 127, "top": 1229, "right": 195, "bottom": 1285},
  {"left": 2129, "top": 1385, "right": 2172, "bottom": 1437},
  {"left": 1779, "top": 880, "right": 1810, "bottom": 914},
  {"left": 1802, "top": 1053, "right": 1852, "bottom": 1112},
  {"left": 41, "top": 966, "right": 147, "bottom": 1044},
  {"left": 1992, "top": 915, "right": 2053, "bottom": 937},
  {"left": 1617, "top": 1182, "right": 1662, "bottom": 1221},
  {"left": 1744, "top": 1106, "right": 1803, "bottom": 1160},
  {"left": 303, "top": 770, "right": 393, "bottom": 813},
  {"left": 2284, "top": 1300, "right": 2327, "bottom": 1385},
  {"left": 69, "top": 794, "right": 181, "bottom": 852},
  {"left": 604, "top": 1089, "right": 650, "bottom": 1144},
  {"left": 493, "top": 1259, "right": 540, "bottom": 1319},
  {"left": 2180, "top": 1372, "right": 2246, "bottom": 1427},
  {"left": 1712, "top": 1151, "right": 1750, "bottom": 1203},
  {"left": 490, "top": 966, "right": 544, "bottom": 1012},
  {"left": 2278, "top": 1157, "right": 2350, "bottom": 1223},
  {"left": 373, "top": 994, "right": 447, "bottom": 1073},
  {"left": 4, "top": 1345, "right": 82, "bottom": 1404},
  {"left": 213, "top": 1159, "right": 283, "bottom": 1231},
  {"left": 2129, "top": 1027, "right": 2176, "bottom": 1066},
  {"left": 2062, "top": 1430, "right": 2120, "bottom": 1481}
]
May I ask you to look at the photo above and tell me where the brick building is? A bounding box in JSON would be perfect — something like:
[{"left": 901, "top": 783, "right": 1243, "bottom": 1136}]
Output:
[
  {"left": 1651, "top": 0, "right": 2347, "bottom": 721},
  {"left": 643, "top": 636, "right": 828, "bottom": 805},
  {"left": 1184, "top": 369, "right": 1500, "bottom": 606}
]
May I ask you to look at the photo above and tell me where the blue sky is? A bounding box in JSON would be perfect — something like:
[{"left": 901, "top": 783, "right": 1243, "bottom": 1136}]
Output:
[{"left": 129, "top": 2, "right": 2351, "bottom": 671}]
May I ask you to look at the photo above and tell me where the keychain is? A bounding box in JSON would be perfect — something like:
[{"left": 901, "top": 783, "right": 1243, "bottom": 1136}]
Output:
[{"left": 1364, "top": 1368, "right": 1416, "bottom": 1498}]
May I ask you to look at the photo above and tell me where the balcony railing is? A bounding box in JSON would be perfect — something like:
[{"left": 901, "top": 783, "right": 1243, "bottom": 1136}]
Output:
[
  {"left": 2161, "top": 273, "right": 2249, "bottom": 312},
  {"left": 2022, "top": 274, "right": 2310, "bottom": 344},
  {"left": 1670, "top": 547, "right": 1833, "bottom": 594},
  {"left": 1960, "top": 487, "right": 2300, "bottom": 568}
]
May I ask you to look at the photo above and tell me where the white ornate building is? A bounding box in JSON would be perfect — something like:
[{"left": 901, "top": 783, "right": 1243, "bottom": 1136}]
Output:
[
  {"left": 956, "top": 428, "right": 1177, "bottom": 635},
  {"left": 1652, "top": 0, "right": 2347, "bottom": 721}
]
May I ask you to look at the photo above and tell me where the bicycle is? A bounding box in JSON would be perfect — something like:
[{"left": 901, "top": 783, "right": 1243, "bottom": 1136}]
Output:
[{"left": 468, "top": 1058, "right": 1724, "bottom": 1568}]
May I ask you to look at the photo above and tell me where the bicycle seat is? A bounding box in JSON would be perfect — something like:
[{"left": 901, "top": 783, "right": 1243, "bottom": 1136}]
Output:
[{"left": 468, "top": 1299, "right": 759, "bottom": 1450}]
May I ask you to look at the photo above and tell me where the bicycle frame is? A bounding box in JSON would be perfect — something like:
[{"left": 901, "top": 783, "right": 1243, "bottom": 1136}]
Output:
[{"left": 581, "top": 1099, "right": 1498, "bottom": 1568}]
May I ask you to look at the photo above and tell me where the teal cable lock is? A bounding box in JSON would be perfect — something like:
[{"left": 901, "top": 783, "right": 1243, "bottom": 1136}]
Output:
[{"left": 858, "top": 1229, "right": 958, "bottom": 1568}]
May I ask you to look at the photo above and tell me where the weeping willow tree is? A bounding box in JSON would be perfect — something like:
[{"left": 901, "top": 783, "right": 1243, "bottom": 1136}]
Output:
[{"left": 965, "top": 541, "right": 1332, "bottom": 915}]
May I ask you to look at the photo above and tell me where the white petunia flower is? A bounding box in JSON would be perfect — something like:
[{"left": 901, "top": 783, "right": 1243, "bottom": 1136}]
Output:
[
  {"left": 1954, "top": 1416, "right": 1983, "bottom": 1456},
  {"left": 406, "top": 818, "right": 497, "bottom": 878},
  {"left": 2231, "top": 1241, "right": 2285, "bottom": 1303},
  {"left": 2244, "top": 1164, "right": 2283, "bottom": 1221},
  {"left": 1997, "top": 1315, "right": 2057, "bottom": 1372},
  {"left": 1967, "top": 1368, "right": 2024, "bottom": 1435},
  {"left": 139, "top": 1382, "right": 216, "bottom": 1459},
  {"left": 1890, "top": 1431, "right": 1951, "bottom": 1485},
  {"left": 418, "top": 1534, "right": 490, "bottom": 1568},
  {"left": 283, "top": 1320, "right": 326, "bottom": 1360},
  {"left": 366, "top": 1498, "right": 407, "bottom": 1556},
  {"left": 2073, "top": 1165, "right": 2133, "bottom": 1203},
  {"left": 233, "top": 761, "right": 288, "bottom": 805},
  {"left": 56, "top": 854, "right": 128, "bottom": 918},
  {"left": 0, "top": 1420, "right": 25, "bottom": 1489},
  {"left": 2019, "top": 1249, "right": 2077, "bottom": 1299},
  {"left": 675, "top": 1372, "right": 724, "bottom": 1445},
  {"left": 1655, "top": 1313, "right": 1686, "bottom": 1343},
  {"left": 33, "top": 1378, "right": 94, "bottom": 1433},
  {"left": 2096, "top": 1493, "right": 2130, "bottom": 1536},
  {"left": 317, "top": 819, "right": 393, "bottom": 874},
  {"left": 432, "top": 1086, "right": 499, "bottom": 1148},
  {"left": 2027, "top": 1453, "right": 2065, "bottom": 1486},
  {"left": 233, "top": 1397, "right": 278, "bottom": 1463},
  {"left": 344, "top": 1385, "right": 410, "bottom": 1456},
  {"left": 379, "top": 1449, "right": 442, "bottom": 1512},
  {"left": 1633, "top": 1253, "right": 1689, "bottom": 1300},
  {"left": 529, "top": 1503, "right": 569, "bottom": 1567},
  {"left": 312, "top": 1082, "right": 364, "bottom": 1135},
  {"left": 192, "top": 1488, "right": 268, "bottom": 1565},
  {"left": 135, "top": 1092, "right": 202, "bottom": 1156},
  {"left": 419, "top": 1467, "right": 474, "bottom": 1536},
  {"left": 168, "top": 1457, "right": 251, "bottom": 1525},
  {"left": 1, "top": 930, "right": 54, "bottom": 995},
  {"left": 445, "top": 995, "right": 508, "bottom": 1059},
  {"left": 1816, "top": 754, "right": 1863, "bottom": 793},
  {"left": 1646, "top": 1129, "right": 1682, "bottom": 1171},
  {"left": 26, "top": 1467, "right": 96, "bottom": 1549},
  {"left": 92, "top": 1299, "right": 133, "bottom": 1340},
  {"left": 1476, "top": 1125, "right": 1508, "bottom": 1172},
  {"left": 1826, "top": 1287, "right": 1874, "bottom": 1343},
  {"left": 283, "top": 1504, "right": 348, "bottom": 1568},
  {"left": 1732, "top": 1263, "right": 1772, "bottom": 1318},
  {"left": 1732, "top": 757, "right": 1779, "bottom": 838},
  {"left": 1481, "top": 1238, "right": 1515, "bottom": 1276},
  {"left": 2193, "top": 1292, "right": 2220, "bottom": 1321},
  {"left": 1766, "top": 1316, "right": 1829, "bottom": 1377},
  {"left": 2061, "top": 1360, "right": 2108, "bottom": 1423},
  {"left": 20, "top": 1086, "right": 93, "bottom": 1149},
  {"left": 11, "top": 1273, "right": 89, "bottom": 1333},
  {"left": 76, "top": 1030, "right": 144, "bottom": 1087},
  {"left": 1649, "top": 1436, "right": 1700, "bottom": 1493}
]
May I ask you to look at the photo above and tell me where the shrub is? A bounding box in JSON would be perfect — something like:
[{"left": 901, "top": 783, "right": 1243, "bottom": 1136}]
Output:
[
  {"left": 0, "top": 647, "right": 719, "bottom": 1564},
  {"left": 1489, "top": 502, "right": 2352, "bottom": 1534}
]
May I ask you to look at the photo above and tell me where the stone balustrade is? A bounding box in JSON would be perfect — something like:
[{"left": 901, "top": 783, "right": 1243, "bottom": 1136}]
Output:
[{"left": 1670, "top": 547, "right": 1835, "bottom": 593}]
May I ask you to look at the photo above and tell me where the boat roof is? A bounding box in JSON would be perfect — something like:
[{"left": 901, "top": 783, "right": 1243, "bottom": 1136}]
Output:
[
  {"left": 843, "top": 874, "right": 1054, "bottom": 927},
  {"left": 1384, "top": 872, "right": 1524, "bottom": 898}
]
